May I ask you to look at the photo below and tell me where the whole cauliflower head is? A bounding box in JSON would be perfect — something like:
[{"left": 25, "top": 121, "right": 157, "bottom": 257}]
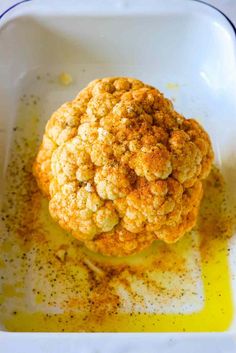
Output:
[{"left": 33, "top": 77, "right": 213, "bottom": 257}]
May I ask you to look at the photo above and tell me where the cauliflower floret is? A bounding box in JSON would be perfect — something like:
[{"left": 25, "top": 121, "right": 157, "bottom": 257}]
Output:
[
  {"left": 94, "top": 164, "right": 136, "bottom": 200},
  {"left": 129, "top": 144, "right": 172, "bottom": 181},
  {"left": 33, "top": 77, "right": 214, "bottom": 257},
  {"left": 33, "top": 134, "right": 57, "bottom": 196}
]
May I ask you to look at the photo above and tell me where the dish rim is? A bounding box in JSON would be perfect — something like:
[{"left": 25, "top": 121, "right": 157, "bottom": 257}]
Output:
[
  {"left": 0, "top": 0, "right": 236, "bottom": 38},
  {"left": 0, "top": 1, "right": 236, "bottom": 351}
]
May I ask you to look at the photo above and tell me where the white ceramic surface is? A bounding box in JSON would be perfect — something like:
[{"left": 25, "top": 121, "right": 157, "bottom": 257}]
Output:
[{"left": 0, "top": 0, "right": 236, "bottom": 352}]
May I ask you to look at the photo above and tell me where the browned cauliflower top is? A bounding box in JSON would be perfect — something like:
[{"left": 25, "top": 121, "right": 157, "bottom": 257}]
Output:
[{"left": 33, "top": 77, "right": 213, "bottom": 257}]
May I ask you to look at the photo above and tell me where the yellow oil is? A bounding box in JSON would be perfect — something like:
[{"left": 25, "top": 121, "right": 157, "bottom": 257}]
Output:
[{"left": 0, "top": 99, "right": 234, "bottom": 332}]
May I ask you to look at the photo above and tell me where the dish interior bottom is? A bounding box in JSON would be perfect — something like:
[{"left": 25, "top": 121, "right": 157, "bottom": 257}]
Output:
[{"left": 0, "top": 65, "right": 235, "bottom": 332}]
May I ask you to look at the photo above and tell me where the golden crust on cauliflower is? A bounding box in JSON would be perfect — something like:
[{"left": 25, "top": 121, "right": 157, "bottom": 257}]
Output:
[{"left": 33, "top": 77, "right": 213, "bottom": 256}]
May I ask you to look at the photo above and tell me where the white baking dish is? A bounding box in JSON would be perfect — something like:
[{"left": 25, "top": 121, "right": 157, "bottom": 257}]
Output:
[{"left": 0, "top": 0, "right": 236, "bottom": 352}]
